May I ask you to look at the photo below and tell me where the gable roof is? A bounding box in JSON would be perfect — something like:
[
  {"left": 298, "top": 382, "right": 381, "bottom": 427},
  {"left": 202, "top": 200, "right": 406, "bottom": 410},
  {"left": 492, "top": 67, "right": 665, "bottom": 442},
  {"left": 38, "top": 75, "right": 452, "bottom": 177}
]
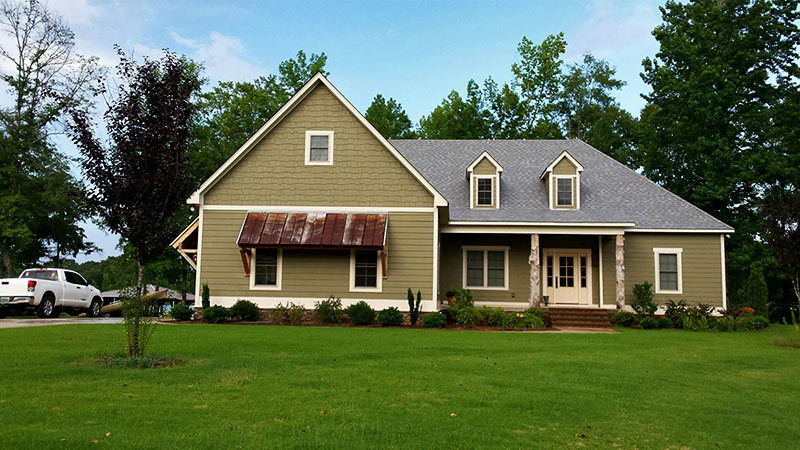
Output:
[
  {"left": 466, "top": 151, "right": 504, "bottom": 174},
  {"left": 540, "top": 150, "right": 583, "bottom": 179},
  {"left": 390, "top": 139, "right": 733, "bottom": 231},
  {"left": 188, "top": 73, "right": 446, "bottom": 206}
]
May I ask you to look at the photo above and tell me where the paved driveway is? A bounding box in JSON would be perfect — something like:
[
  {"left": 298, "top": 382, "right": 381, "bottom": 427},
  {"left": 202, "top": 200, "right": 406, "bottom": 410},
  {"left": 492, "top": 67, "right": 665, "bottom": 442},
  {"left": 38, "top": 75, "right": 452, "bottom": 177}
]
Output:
[{"left": 0, "top": 317, "right": 123, "bottom": 329}]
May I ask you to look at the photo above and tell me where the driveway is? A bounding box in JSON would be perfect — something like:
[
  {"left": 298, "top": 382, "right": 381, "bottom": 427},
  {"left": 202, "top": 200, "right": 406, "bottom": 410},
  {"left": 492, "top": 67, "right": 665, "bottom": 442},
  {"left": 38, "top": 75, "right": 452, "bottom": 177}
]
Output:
[{"left": 0, "top": 317, "right": 123, "bottom": 329}]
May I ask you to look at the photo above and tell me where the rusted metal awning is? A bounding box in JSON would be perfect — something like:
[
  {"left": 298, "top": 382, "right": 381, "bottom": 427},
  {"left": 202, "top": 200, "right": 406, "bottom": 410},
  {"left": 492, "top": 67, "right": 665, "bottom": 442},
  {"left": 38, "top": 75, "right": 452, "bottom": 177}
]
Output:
[{"left": 236, "top": 212, "right": 388, "bottom": 275}]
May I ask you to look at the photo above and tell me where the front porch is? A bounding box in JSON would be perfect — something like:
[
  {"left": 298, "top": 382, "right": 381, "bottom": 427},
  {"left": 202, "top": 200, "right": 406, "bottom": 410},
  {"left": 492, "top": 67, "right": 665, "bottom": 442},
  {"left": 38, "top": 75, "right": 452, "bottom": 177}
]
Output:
[{"left": 438, "top": 232, "right": 626, "bottom": 310}]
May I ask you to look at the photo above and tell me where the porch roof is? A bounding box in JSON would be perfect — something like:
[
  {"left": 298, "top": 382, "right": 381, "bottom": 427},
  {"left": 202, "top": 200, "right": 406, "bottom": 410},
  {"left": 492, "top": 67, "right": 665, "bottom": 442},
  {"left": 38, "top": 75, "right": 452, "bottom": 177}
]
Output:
[{"left": 237, "top": 212, "right": 387, "bottom": 250}]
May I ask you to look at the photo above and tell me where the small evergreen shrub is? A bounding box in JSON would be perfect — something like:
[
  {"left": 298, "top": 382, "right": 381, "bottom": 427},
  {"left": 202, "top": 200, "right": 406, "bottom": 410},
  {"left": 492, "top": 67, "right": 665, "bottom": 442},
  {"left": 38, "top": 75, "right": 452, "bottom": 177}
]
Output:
[
  {"left": 201, "top": 283, "right": 210, "bottom": 309},
  {"left": 169, "top": 303, "right": 192, "bottom": 321},
  {"left": 422, "top": 312, "right": 447, "bottom": 328},
  {"left": 345, "top": 301, "right": 376, "bottom": 325},
  {"left": 456, "top": 305, "right": 481, "bottom": 328},
  {"left": 612, "top": 311, "right": 638, "bottom": 327},
  {"left": 657, "top": 317, "right": 673, "bottom": 329},
  {"left": 230, "top": 299, "right": 260, "bottom": 321},
  {"left": 739, "top": 314, "right": 768, "bottom": 331},
  {"left": 735, "top": 266, "right": 769, "bottom": 318},
  {"left": 632, "top": 282, "right": 657, "bottom": 317},
  {"left": 407, "top": 289, "right": 422, "bottom": 326},
  {"left": 203, "top": 305, "right": 229, "bottom": 324},
  {"left": 314, "top": 296, "right": 343, "bottom": 324},
  {"left": 377, "top": 307, "right": 404, "bottom": 326},
  {"left": 639, "top": 316, "right": 658, "bottom": 329},
  {"left": 486, "top": 307, "right": 507, "bottom": 327}
]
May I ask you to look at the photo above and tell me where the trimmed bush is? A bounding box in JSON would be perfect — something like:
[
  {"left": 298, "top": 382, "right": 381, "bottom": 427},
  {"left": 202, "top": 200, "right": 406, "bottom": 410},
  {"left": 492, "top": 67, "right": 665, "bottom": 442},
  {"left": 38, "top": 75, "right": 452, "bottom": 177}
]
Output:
[
  {"left": 407, "top": 289, "right": 422, "bottom": 326},
  {"left": 377, "top": 307, "right": 404, "bottom": 326},
  {"left": 740, "top": 314, "right": 769, "bottom": 331},
  {"left": 612, "top": 311, "right": 638, "bottom": 327},
  {"left": 203, "top": 305, "right": 229, "bottom": 324},
  {"left": 230, "top": 299, "right": 260, "bottom": 321},
  {"left": 523, "top": 308, "right": 546, "bottom": 329},
  {"left": 169, "top": 303, "right": 192, "bottom": 321},
  {"left": 422, "top": 312, "right": 447, "bottom": 328},
  {"left": 639, "top": 316, "right": 658, "bottom": 330},
  {"left": 456, "top": 306, "right": 481, "bottom": 328},
  {"left": 657, "top": 317, "right": 673, "bottom": 329},
  {"left": 345, "top": 301, "right": 376, "bottom": 325},
  {"left": 314, "top": 296, "right": 343, "bottom": 324},
  {"left": 201, "top": 283, "right": 210, "bottom": 309},
  {"left": 486, "top": 307, "right": 507, "bottom": 327},
  {"left": 632, "top": 282, "right": 657, "bottom": 317}
]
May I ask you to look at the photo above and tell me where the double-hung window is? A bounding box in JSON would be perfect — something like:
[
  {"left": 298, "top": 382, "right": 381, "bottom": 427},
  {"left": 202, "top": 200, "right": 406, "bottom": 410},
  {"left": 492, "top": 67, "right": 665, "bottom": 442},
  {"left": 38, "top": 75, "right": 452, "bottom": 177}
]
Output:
[
  {"left": 463, "top": 247, "right": 508, "bottom": 289},
  {"left": 653, "top": 248, "right": 682, "bottom": 294},
  {"left": 251, "top": 249, "right": 282, "bottom": 290},
  {"left": 556, "top": 177, "right": 573, "bottom": 206},
  {"left": 476, "top": 177, "right": 493, "bottom": 206},
  {"left": 350, "top": 250, "right": 382, "bottom": 292},
  {"left": 305, "top": 131, "right": 334, "bottom": 165}
]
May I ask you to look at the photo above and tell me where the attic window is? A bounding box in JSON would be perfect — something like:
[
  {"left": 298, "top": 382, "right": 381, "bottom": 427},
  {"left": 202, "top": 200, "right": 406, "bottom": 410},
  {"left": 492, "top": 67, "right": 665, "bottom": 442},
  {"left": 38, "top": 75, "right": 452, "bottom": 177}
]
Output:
[
  {"left": 305, "top": 131, "right": 334, "bottom": 165},
  {"left": 477, "top": 178, "right": 493, "bottom": 206},
  {"left": 556, "top": 178, "right": 573, "bottom": 206}
]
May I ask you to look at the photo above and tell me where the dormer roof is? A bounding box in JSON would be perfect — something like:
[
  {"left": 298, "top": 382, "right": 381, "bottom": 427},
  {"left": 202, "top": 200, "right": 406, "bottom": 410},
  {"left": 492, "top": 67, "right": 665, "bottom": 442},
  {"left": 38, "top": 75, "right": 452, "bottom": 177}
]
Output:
[
  {"left": 539, "top": 150, "right": 584, "bottom": 180},
  {"left": 466, "top": 151, "right": 504, "bottom": 175}
]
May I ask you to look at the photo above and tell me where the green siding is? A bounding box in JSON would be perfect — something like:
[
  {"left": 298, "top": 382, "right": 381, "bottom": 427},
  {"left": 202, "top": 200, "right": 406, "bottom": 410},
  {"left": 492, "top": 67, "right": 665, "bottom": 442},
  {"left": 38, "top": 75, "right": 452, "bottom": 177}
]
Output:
[
  {"left": 199, "top": 210, "right": 434, "bottom": 301},
  {"left": 472, "top": 158, "right": 498, "bottom": 175},
  {"left": 553, "top": 158, "right": 578, "bottom": 175},
  {"left": 204, "top": 84, "right": 433, "bottom": 207}
]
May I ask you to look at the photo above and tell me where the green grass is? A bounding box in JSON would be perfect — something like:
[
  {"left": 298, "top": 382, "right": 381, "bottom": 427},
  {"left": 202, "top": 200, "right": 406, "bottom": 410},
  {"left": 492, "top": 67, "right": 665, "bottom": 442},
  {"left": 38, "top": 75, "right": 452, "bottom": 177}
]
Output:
[{"left": 1, "top": 324, "right": 799, "bottom": 449}]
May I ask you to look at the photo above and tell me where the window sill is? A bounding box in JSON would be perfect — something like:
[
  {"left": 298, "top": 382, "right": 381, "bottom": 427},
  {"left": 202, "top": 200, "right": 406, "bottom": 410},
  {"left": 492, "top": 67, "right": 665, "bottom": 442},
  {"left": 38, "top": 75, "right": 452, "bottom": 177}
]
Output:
[
  {"left": 655, "top": 289, "right": 682, "bottom": 295},
  {"left": 464, "top": 285, "right": 508, "bottom": 291},
  {"left": 250, "top": 285, "right": 282, "bottom": 291},
  {"left": 304, "top": 161, "right": 333, "bottom": 166},
  {"left": 349, "top": 287, "right": 382, "bottom": 293}
]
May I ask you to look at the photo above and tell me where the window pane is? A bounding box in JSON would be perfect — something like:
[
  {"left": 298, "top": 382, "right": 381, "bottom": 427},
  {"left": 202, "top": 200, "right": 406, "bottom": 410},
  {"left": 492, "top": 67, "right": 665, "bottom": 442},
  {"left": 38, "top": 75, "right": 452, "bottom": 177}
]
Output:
[
  {"left": 487, "top": 251, "right": 505, "bottom": 287},
  {"left": 659, "top": 253, "right": 678, "bottom": 291},
  {"left": 355, "top": 251, "right": 378, "bottom": 287},
  {"left": 557, "top": 178, "right": 572, "bottom": 206},
  {"left": 477, "top": 178, "right": 493, "bottom": 206},
  {"left": 309, "top": 147, "right": 328, "bottom": 161},
  {"left": 559, "top": 256, "right": 574, "bottom": 287},
  {"left": 580, "top": 256, "right": 587, "bottom": 288},
  {"left": 546, "top": 256, "right": 553, "bottom": 287},
  {"left": 255, "top": 249, "right": 278, "bottom": 285},
  {"left": 466, "top": 250, "right": 484, "bottom": 286},
  {"left": 310, "top": 135, "right": 328, "bottom": 149}
]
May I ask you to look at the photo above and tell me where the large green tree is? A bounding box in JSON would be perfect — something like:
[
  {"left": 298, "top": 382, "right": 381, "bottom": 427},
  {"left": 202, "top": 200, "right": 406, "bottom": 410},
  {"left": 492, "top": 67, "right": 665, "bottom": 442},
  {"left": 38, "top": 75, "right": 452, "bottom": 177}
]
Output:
[
  {"left": 418, "top": 81, "right": 490, "bottom": 139},
  {"left": 511, "top": 33, "right": 567, "bottom": 136},
  {"left": 638, "top": 0, "right": 800, "bottom": 294},
  {"left": 364, "top": 94, "right": 415, "bottom": 139}
]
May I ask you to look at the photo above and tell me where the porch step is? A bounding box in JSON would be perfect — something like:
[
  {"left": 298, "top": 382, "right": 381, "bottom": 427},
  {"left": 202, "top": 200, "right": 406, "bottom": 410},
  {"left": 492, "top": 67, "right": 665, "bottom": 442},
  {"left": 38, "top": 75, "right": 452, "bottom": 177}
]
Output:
[{"left": 547, "top": 308, "right": 612, "bottom": 329}]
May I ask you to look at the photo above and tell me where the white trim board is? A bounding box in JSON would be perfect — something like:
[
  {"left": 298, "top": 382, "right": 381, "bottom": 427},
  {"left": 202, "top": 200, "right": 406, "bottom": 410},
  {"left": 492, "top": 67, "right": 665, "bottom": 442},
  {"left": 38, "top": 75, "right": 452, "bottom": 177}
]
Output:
[
  {"left": 203, "top": 205, "right": 436, "bottom": 213},
  {"left": 349, "top": 249, "right": 383, "bottom": 293},
  {"left": 203, "top": 296, "right": 439, "bottom": 312},
  {"left": 653, "top": 247, "right": 683, "bottom": 295},
  {"left": 462, "top": 245, "right": 510, "bottom": 290},
  {"left": 249, "top": 248, "right": 283, "bottom": 291},
  {"left": 304, "top": 130, "right": 334, "bottom": 165},
  {"left": 442, "top": 225, "right": 628, "bottom": 235},
  {"left": 187, "top": 73, "right": 447, "bottom": 207},
  {"left": 540, "top": 150, "right": 584, "bottom": 179},
  {"left": 466, "top": 151, "right": 504, "bottom": 173}
]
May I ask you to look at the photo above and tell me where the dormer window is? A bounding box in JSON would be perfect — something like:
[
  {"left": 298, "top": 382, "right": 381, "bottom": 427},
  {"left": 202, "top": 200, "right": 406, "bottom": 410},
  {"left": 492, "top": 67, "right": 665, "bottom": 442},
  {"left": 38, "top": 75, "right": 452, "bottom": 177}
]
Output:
[
  {"left": 467, "top": 151, "right": 503, "bottom": 209},
  {"left": 541, "top": 150, "right": 583, "bottom": 210},
  {"left": 305, "top": 131, "right": 334, "bottom": 165}
]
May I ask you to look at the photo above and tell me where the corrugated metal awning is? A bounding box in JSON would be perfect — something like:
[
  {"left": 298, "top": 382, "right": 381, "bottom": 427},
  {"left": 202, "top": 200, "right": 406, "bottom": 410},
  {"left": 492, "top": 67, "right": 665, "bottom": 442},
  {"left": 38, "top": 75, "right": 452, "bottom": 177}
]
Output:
[{"left": 237, "top": 212, "right": 388, "bottom": 250}]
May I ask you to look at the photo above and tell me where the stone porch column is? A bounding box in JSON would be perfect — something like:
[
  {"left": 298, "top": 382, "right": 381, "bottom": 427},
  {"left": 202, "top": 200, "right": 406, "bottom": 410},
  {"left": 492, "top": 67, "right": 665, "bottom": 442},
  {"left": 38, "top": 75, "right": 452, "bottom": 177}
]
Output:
[
  {"left": 529, "top": 233, "right": 541, "bottom": 307},
  {"left": 615, "top": 234, "right": 625, "bottom": 309}
]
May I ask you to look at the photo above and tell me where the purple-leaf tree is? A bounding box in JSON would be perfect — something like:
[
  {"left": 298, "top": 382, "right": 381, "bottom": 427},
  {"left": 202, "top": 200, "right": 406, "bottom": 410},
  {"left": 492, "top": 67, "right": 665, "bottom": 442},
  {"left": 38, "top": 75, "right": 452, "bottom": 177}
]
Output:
[{"left": 760, "top": 179, "right": 800, "bottom": 309}]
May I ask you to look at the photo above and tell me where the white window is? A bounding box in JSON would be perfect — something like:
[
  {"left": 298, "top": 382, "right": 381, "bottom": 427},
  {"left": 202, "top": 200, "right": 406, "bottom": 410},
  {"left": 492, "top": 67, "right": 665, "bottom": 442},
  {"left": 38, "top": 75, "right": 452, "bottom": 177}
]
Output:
[
  {"left": 250, "top": 249, "right": 282, "bottom": 290},
  {"left": 476, "top": 177, "right": 494, "bottom": 206},
  {"left": 653, "top": 248, "right": 683, "bottom": 294},
  {"left": 349, "top": 250, "right": 382, "bottom": 292},
  {"left": 305, "top": 130, "right": 334, "bottom": 165},
  {"left": 556, "top": 177, "right": 573, "bottom": 206},
  {"left": 462, "top": 246, "right": 509, "bottom": 290}
]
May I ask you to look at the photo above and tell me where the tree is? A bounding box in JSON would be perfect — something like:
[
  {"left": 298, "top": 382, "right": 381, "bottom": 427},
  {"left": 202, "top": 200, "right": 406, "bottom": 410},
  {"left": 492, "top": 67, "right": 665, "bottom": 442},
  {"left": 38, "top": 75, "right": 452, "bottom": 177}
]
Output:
[
  {"left": 638, "top": 0, "right": 800, "bottom": 292},
  {"left": 511, "top": 33, "right": 566, "bottom": 135},
  {"left": 418, "top": 81, "right": 490, "bottom": 139},
  {"left": 277, "top": 50, "right": 328, "bottom": 94},
  {"left": 761, "top": 180, "right": 800, "bottom": 310},
  {"left": 0, "top": 0, "right": 101, "bottom": 275},
  {"left": 557, "top": 54, "right": 625, "bottom": 140},
  {"left": 365, "top": 94, "right": 415, "bottom": 138},
  {"left": 481, "top": 77, "right": 527, "bottom": 139},
  {"left": 734, "top": 265, "right": 770, "bottom": 318}
]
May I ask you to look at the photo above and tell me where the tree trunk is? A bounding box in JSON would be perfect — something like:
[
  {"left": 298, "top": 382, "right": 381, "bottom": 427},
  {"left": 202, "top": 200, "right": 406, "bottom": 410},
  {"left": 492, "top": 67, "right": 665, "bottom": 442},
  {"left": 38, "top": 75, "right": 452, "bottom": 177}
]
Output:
[
  {"left": 528, "top": 234, "right": 541, "bottom": 307},
  {"left": 615, "top": 234, "right": 625, "bottom": 309},
  {"left": 2, "top": 247, "right": 13, "bottom": 277},
  {"left": 792, "top": 276, "right": 800, "bottom": 310}
]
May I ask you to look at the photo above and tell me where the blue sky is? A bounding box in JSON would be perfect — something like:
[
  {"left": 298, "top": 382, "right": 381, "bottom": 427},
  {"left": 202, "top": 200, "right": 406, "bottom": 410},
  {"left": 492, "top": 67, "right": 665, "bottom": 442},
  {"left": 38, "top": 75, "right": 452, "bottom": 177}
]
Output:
[{"left": 37, "top": 0, "right": 664, "bottom": 262}]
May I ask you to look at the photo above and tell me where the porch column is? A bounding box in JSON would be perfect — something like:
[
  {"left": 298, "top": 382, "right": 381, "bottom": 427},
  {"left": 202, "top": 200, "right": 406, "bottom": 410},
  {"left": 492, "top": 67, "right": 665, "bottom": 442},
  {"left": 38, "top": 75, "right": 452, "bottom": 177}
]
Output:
[
  {"left": 528, "top": 233, "right": 541, "bottom": 307},
  {"left": 615, "top": 234, "right": 625, "bottom": 309}
]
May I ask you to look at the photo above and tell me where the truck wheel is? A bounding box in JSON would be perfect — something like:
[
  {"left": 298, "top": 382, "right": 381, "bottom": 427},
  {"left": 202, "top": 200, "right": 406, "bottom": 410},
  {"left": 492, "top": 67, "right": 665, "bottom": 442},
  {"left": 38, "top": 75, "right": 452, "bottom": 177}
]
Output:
[
  {"left": 36, "top": 294, "right": 56, "bottom": 318},
  {"left": 87, "top": 298, "right": 102, "bottom": 318}
]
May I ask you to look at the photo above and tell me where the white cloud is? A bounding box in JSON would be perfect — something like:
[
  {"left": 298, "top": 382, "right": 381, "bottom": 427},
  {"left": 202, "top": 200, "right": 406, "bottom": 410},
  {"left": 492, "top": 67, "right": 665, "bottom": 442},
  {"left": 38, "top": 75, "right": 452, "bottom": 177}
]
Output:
[
  {"left": 567, "top": 0, "right": 661, "bottom": 59},
  {"left": 170, "top": 31, "right": 264, "bottom": 83},
  {"left": 46, "top": 0, "right": 100, "bottom": 25}
]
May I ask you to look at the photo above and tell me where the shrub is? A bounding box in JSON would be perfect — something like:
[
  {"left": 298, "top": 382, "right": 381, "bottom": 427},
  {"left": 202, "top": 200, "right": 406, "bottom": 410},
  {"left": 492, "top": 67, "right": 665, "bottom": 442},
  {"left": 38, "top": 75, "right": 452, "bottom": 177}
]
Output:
[
  {"left": 201, "top": 283, "right": 210, "bottom": 309},
  {"left": 509, "top": 311, "right": 546, "bottom": 331},
  {"left": 527, "top": 314, "right": 546, "bottom": 330},
  {"left": 345, "top": 301, "right": 376, "bottom": 325},
  {"left": 664, "top": 299, "right": 687, "bottom": 327},
  {"left": 524, "top": 306, "right": 545, "bottom": 321},
  {"left": 735, "top": 265, "right": 769, "bottom": 318},
  {"left": 377, "top": 307, "right": 404, "bottom": 326},
  {"left": 272, "top": 302, "right": 306, "bottom": 324},
  {"left": 314, "top": 296, "right": 343, "bottom": 324},
  {"left": 657, "top": 317, "right": 673, "bottom": 329},
  {"left": 711, "top": 317, "right": 733, "bottom": 332},
  {"left": 449, "top": 288, "right": 474, "bottom": 317},
  {"left": 639, "top": 316, "right": 658, "bottom": 330},
  {"left": 169, "top": 303, "right": 192, "bottom": 321},
  {"left": 288, "top": 303, "right": 305, "bottom": 324},
  {"left": 456, "top": 306, "right": 481, "bottom": 328},
  {"left": 422, "top": 312, "right": 447, "bottom": 328},
  {"left": 230, "top": 299, "right": 260, "bottom": 321},
  {"left": 486, "top": 307, "right": 507, "bottom": 327},
  {"left": 612, "top": 310, "right": 638, "bottom": 327},
  {"left": 407, "top": 289, "right": 422, "bottom": 326},
  {"left": 270, "top": 303, "right": 289, "bottom": 323},
  {"left": 632, "top": 282, "right": 657, "bottom": 317},
  {"left": 739, "top": 314, "right": 769, "bottom": 331},
  {"left": 203, "top": 305, "right": 229, "bottom": 324}
]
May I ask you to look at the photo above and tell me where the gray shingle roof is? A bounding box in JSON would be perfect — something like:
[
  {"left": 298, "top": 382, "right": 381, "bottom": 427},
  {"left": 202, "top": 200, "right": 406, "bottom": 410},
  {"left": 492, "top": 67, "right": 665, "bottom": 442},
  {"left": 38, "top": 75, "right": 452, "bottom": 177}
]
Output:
[{"left": 390, "top": 139, "right": 732, "bottom": 231}]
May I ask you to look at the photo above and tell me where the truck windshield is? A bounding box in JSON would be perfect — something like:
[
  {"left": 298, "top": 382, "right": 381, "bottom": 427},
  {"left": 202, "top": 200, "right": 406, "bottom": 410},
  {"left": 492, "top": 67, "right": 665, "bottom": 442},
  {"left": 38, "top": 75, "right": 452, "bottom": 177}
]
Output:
[{"left": 20, "top": 270, "right": 58, "bottom": 281}]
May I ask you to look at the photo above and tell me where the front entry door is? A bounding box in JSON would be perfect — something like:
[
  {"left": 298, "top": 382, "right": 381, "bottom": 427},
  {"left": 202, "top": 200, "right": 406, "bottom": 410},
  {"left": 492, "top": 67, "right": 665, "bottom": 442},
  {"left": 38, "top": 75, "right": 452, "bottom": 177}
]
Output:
[{"left": 544, "top": 249, "right": 592, "bottom": 305}]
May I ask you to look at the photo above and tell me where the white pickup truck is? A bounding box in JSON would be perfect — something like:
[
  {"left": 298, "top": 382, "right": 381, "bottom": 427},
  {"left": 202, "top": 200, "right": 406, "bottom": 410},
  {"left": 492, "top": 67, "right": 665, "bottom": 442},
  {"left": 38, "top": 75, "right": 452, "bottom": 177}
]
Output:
[{"left": 0, "top": 268, "right": 103, "bottom": 318}]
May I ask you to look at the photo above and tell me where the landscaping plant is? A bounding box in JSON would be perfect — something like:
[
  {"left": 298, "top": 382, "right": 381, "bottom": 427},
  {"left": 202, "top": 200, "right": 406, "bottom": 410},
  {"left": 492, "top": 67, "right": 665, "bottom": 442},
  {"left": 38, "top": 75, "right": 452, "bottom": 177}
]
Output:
[
  {"left": 230, "top": 299, "right": 260, "bottom": 321},
  {"left": 203, "top": 306, "right": 230, "bottom": 324},
  {"left": 456, "top": 306, "right": 481, "bottom": 328},
  {"left": 121, "top": 291, "right": 157, "bottom": 357},
  {"left": 407, "top": 288, "right": 422, "bottom": 325},
  {"left": 639, "top": 316, "right": 658, "bottom": 330},
  {"left": 201, "top": 283, "right": 211, "bottom": 309},
  {"left": 345, "top": 301, "right": 376, "bottom": 325},
  {"left": 632, "top": 282, "right": 657, "bottom": 317},
  {"left": 735, "top": 265, "right": 769, "bottom": 318},
  {"left": 449, "top": 288, "right": 474, "bottom": 317},
  {"left": 377, "top": 307, "right": 404, "bottom": 326},
  {"left": 422, "top": 312, "right": 447, "bottom": 328},
  {"left": 169, "top": 303, "right": 193, "bottom": 321},
  {"left": 612, "top": 310, "right": 638, "bottom": 327},
  {"left": 314, "top": 296, "right": 343, "bottom": 324}
]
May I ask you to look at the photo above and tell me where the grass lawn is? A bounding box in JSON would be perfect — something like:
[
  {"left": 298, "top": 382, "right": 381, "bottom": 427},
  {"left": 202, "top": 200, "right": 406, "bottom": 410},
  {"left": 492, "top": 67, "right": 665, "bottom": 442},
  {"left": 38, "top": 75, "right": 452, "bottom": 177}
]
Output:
[{"left": 0, "top": 324, "right": 798, "bottom": 449}]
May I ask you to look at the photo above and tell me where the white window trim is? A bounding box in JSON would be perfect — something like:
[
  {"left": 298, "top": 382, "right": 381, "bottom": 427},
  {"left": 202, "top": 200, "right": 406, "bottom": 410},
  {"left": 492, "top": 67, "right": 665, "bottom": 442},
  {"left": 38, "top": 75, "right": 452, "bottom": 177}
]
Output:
[
  {"left": 349, "top": 250, "right": 383, "bottom": 293},
  {"left": 304, "top": 130, "right": 334, "bottom": 165},
  {"left": 653, "top": 248, "right": 683, "bottom": 294},
  {"left": 470, "top": 175, "right": 499, "bottom": 209},
  {"left": 551, "top": 174, "right": 579, "bottom": 209},
  {"left": 250, "top": 248, "right": 283, "bottom": 291},
  {"left": 462, "top": 245, "right": 509, "bottom": 290}
]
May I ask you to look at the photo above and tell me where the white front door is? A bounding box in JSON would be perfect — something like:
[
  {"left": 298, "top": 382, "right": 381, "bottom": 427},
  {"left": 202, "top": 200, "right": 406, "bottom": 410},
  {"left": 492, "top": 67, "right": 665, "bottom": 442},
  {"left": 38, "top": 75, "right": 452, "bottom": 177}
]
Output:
[{"left": 544, "top": 249, "right": 592, "bottom": 305}]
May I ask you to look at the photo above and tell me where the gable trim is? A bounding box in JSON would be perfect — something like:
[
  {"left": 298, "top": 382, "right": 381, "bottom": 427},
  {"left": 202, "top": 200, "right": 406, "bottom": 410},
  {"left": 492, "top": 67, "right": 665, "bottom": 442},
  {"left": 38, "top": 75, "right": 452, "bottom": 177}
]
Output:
[
  {"left": 466, "top": 151, "right": 504, "bottom": 174},
  {"left": 539, "top": 150, "right": 584, "bottom": 180},
  {"left": 187, "top": 73, "right": 447, "bottom": 206}
]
